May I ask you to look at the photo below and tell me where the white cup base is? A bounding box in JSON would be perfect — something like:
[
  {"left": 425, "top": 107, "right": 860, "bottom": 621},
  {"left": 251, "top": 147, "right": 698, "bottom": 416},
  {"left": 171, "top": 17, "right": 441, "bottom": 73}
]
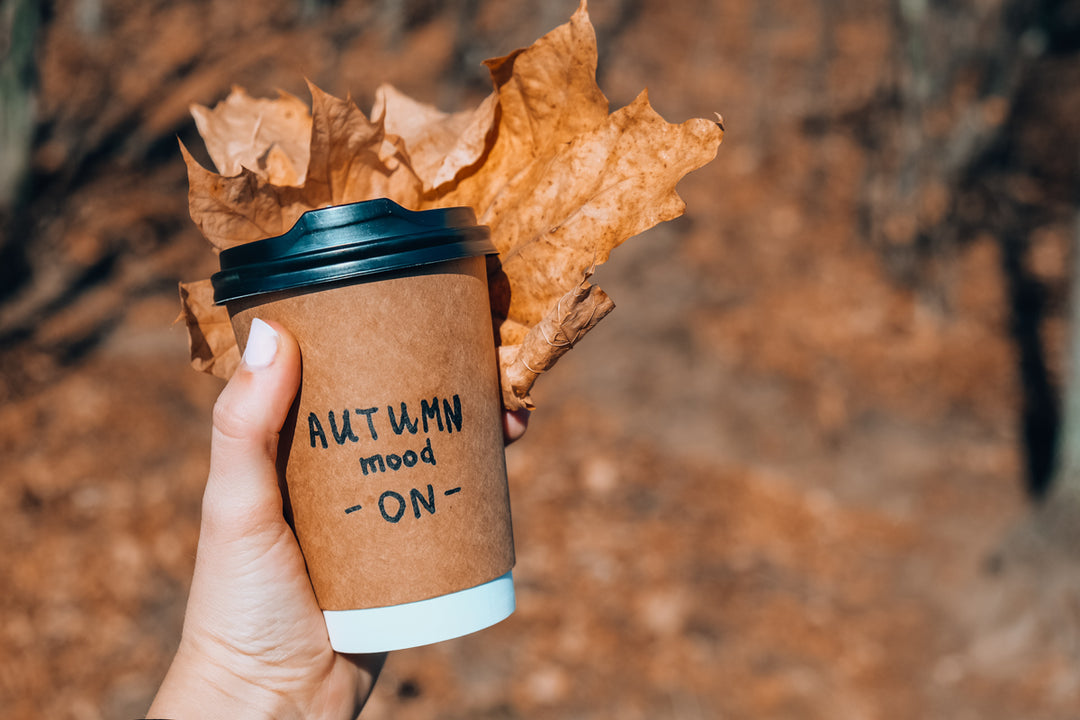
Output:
[{"left": 323, "top": 572, "right": 515, "bottom": 653}]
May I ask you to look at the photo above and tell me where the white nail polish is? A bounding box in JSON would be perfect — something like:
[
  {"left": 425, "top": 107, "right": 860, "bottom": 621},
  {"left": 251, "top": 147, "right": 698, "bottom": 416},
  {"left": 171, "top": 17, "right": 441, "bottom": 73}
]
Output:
[{"left": 243, "top": 318, "right": 279, "bottom": 369}]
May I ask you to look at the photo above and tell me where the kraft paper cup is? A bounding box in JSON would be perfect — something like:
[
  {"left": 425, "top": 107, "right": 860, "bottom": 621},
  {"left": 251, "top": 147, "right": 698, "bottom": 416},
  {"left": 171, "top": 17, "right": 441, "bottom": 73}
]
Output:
[{"left": 212, "top": 199, "right": 515, "bottom": 653}]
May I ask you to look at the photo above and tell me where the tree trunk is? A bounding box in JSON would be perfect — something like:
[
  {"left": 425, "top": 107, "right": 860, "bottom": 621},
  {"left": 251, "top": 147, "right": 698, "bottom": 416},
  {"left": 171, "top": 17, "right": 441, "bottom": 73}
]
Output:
[
  {"left": 1048, "top": 191, "right": 1080, "bottom": 509},
  {"left": 0, "top": 0, "right": 38, "bottom": 211}
]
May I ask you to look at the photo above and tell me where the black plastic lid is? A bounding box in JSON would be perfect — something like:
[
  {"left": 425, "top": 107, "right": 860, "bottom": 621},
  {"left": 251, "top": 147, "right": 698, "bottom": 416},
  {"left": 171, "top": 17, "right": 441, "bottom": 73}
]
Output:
[{"left": 211, "top": 199, "right": 495, "bottom": 304}]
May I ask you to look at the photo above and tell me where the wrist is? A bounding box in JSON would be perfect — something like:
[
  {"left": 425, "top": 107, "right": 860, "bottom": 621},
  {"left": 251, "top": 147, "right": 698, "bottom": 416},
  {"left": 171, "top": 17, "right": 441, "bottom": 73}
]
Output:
[{"left": 147, "top": 642, "right": 297, "bottom": 720}]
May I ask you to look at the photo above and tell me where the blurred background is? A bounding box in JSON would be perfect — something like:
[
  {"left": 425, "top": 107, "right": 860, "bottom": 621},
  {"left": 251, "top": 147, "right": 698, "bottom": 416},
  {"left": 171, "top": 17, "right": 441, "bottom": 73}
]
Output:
[{"left": 3, "top": 0, "right": 1080, "bottom": 717}]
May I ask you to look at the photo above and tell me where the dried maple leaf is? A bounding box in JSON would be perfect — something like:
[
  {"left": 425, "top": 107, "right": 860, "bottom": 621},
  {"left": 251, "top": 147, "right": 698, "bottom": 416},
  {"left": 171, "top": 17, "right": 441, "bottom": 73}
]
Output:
[
  {"left": 178, "top": 1, "right": 724, "bottom": 403},
  {"left": 373, "top": 83, "right": 497, "bottom": 193},
  {"left": 181, "top": 142, "right": 314, "bottom": 252},
  {"left": 434, "top": 6, "right": 722, "bottom": 348},
  {"left": 190, "top": 86, "right": 312, "bottom": 186},
  {"left": 499, "top": 272, "right": 615, "bottom": 410},
  {"left": 303, "top": 82, "right": 424, "bottom": 209},
  {"left": 177, "top": 279, "right": 240, "bottom": 378}
]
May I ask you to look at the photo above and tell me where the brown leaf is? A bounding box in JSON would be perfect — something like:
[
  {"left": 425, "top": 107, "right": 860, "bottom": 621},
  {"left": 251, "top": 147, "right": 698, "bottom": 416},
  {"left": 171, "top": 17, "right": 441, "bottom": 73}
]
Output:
[
  {"left": 181, "top": 141, "right": 313, "bottom": 252},
  {"left": 182, "top": 83, "right": 425, "bottom": 253},
  {"left": 434, "top": 3, "right": 723, "bottom": 344},
  {"left": 489, "top": 91, "right": 722, "bottom": 344},
  {"left": 190, "top": 87, "right": 312, "bottom": 185},
  {"left": 374, "top": 83, "right": 497, "bottom": 193},
  {"left": 261, "top": 143, "right": 306, "bottom": 188},
  {"left": 177, "top": 280, "right": 239, "bottom": 379},
  {"left": 305, "top": 82, "right": 423, "bottom": 209},
  {"left": 499, "top": 275, "right": 615, "bottom": 411},
  {"left": 177, "top": 1, "right": 724, "bottom": 410},
  {"left": 436, "top": 2, "right": 609, "bottom": 221}
]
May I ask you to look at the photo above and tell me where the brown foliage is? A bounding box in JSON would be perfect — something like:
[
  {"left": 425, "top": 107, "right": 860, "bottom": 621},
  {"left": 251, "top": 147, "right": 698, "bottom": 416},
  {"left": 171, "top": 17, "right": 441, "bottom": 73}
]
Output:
[{"left": 179, "top": 2, "right": 723, "bottom": 408}]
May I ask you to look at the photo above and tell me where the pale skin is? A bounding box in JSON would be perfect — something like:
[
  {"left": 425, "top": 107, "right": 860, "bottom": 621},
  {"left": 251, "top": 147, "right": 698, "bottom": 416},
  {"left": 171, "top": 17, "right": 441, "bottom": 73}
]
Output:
[{"left": 148, "top": 319, "right": 528, "bottom": 720}]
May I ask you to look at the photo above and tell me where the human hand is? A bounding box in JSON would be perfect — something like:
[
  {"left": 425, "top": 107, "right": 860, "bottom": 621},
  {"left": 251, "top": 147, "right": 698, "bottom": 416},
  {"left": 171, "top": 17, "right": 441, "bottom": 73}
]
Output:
[{"left": 148, "top": 319, "right": 527, "bottom": 719}]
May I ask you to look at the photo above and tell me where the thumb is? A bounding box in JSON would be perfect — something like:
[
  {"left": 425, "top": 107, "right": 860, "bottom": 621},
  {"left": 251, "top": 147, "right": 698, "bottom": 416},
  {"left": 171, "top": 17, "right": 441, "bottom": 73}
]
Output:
[{"left": 202, "top": 318, "right": 302, "bottom": 541}]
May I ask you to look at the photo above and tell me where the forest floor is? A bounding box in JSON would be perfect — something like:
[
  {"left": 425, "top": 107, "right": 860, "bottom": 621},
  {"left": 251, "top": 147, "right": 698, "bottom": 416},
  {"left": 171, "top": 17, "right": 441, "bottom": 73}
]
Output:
[{"left": 3, "top": 1, "right": 1080, "bottom": 718}]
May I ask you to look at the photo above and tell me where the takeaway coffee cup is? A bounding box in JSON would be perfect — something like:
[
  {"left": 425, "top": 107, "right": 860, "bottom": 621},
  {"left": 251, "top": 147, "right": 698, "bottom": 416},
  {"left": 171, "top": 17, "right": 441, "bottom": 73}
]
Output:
[{"left": 211, "top": 199, "right": 515, "bottom": 653}]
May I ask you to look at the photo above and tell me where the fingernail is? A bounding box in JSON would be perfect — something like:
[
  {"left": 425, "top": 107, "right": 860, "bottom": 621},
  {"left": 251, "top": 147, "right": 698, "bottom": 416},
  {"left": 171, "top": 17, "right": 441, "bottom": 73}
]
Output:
[{"left": 243, "top": 318, "right": 279, "bottom": 369}]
